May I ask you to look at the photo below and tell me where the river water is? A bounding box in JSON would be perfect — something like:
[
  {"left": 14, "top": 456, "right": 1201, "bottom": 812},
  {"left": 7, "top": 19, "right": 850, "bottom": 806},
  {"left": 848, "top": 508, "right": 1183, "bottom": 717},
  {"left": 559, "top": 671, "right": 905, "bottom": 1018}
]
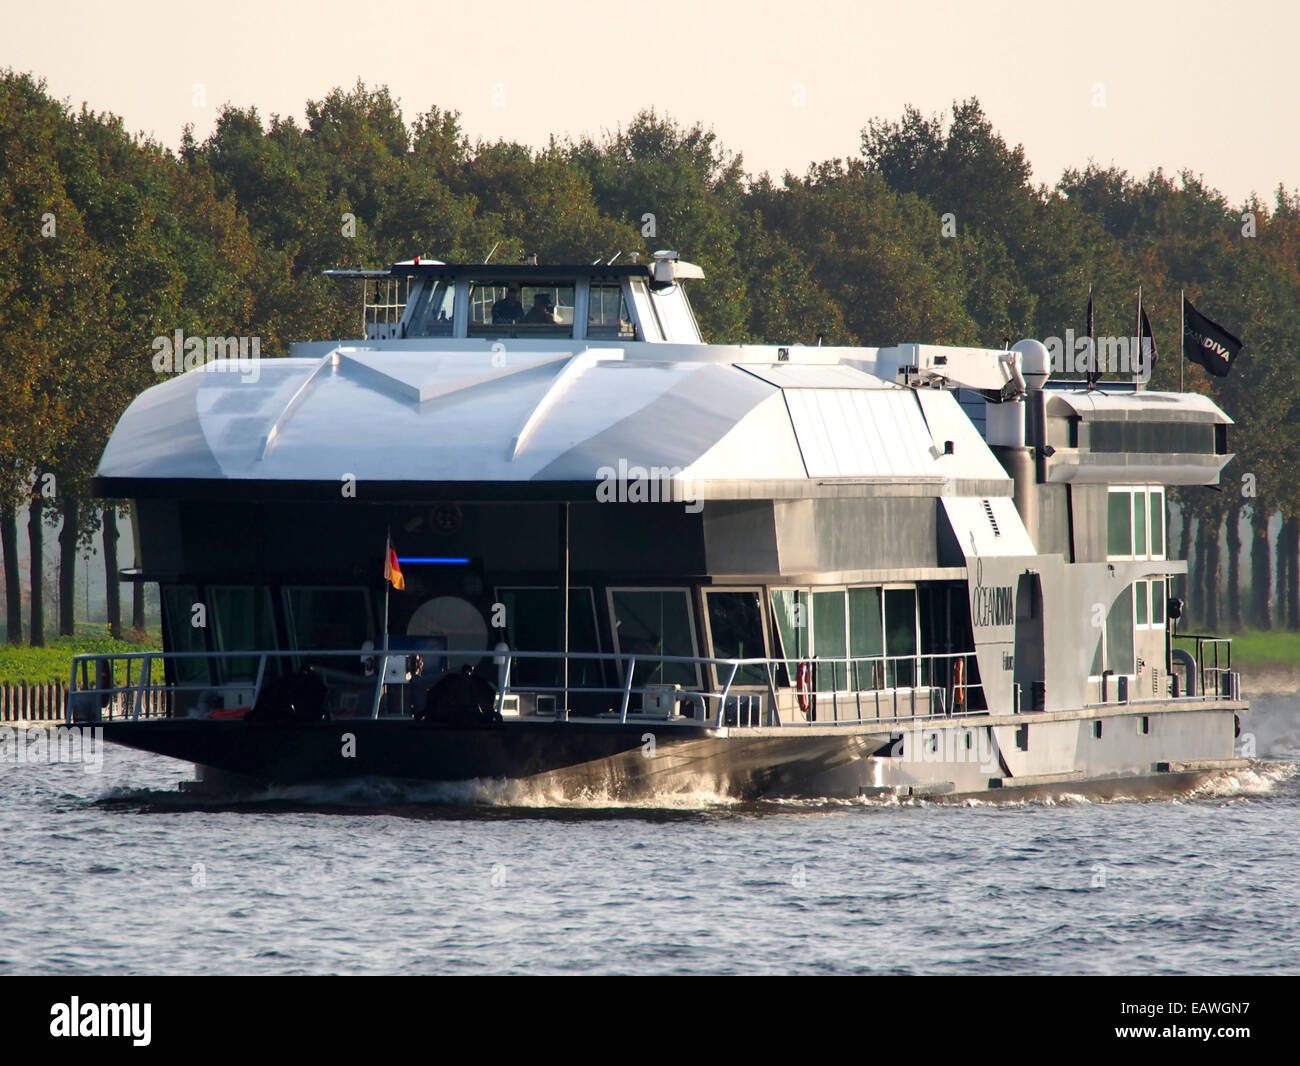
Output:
[{"left": 1, "top": 692, "right": 1297, "bottom": 976}]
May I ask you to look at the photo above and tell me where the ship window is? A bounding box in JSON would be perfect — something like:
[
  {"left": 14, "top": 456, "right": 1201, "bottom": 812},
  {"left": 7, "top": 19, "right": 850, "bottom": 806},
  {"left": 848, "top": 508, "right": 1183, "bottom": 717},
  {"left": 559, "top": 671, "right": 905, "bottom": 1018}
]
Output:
[
  {"left": 468, "top": 281, "right": 575, "bottom": 338},
  {"left": 162, "top": 584, "right": 209, "bottom": 685},
  {"left": 406, "top": 278, "right": 457, "bottom": 337},
  {"left": 704, "top": 590, "right": 767, "bottom": 686},
  {"left": 1107, "top": 486, "right": 1165, "bottom": 560},
  {"left": 812, "top": 590, "right": 847, "bottom": 691},
  {"left": 1105, "top": 585, "right": 1135, "bottom": 675},
  {"left": 283, "top": 587, "right": 375, "bottom": 675},
  {"left": 1151, "top": 579, "right": 1166, "bottom": 626},
  {"left": 1150, "top": 489, "right": 1165, "bottom": 555},
  {"left": 588, "top": 283, "right": 636, "bottom": 340},
  {"left": 884, "top": 587, "right": 919, "bottom": 688},
  {"left": 608, "top": 588, "right": 698, "bottom": 688},
  {"left": 770, "top": 589, "right": 809, "bottom": 682},
  {"left": 848, "top": 587, "right": 884, "bottom": 690},
  {"left": 1107, "top": 490, "right": 1132, "bottom": 556},
  {"left": 494, "top": 587, "right": 602, "bottom": 688},
  {"left": 210, "top": 586, "right": 278, "bottom": 684}
]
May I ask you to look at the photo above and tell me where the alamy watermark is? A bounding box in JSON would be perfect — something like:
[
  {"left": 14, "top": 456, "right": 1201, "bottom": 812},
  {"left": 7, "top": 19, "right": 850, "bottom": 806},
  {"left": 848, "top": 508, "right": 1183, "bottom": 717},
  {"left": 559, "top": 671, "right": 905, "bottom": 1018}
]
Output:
[
  {"left": 1045, "top": 331, "right": 1154, "bottom": 382},
  {"left": 0, "top": 725, "right": 104, "bottom": 774},
  {"left": 595, "top": 458, "right": 701, "bottom": 514},
  {"left": 151, "top": 330, "right": 261, "bottom": 382}
]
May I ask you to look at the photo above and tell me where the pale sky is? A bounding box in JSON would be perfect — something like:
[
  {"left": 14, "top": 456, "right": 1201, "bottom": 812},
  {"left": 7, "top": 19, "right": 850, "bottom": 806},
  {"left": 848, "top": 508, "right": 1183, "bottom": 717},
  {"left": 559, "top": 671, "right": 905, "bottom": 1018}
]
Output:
[{"left": 4, "top": 0, "right": 1297, "bottom": 205}]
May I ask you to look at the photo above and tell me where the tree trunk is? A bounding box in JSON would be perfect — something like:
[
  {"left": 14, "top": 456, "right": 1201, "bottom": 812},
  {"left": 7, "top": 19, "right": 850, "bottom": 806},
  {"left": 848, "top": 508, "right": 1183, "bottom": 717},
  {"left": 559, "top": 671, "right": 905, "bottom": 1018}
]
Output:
[
  {"left": 0, "top": 504, "right": 20, "bottom": 644},
  {"left": 1288, "top": 516, "right": 1300, "bottom": 631},
  {"left": 103, "top": 506, "right": 121, "bottom": 640},
  {"left": 1225, "top": 504, "right": 1242, "bottom": 629},
  {"left": 1250, "top": 506, "right": 1272, "bottom": 629},
  {"left": 1276, "top": 513, "right": 1291, "bottom": 633},
  {"left": 1203, "top": 514, "right": 1221, "bottom": 631},
  {"left": 1177, "top": 504, "right": 1193, "bottom": 605},
  {"left": 132, "top": 580, "right": 145, "bottom": 637},
  {"left": 59, "top": 496, "right": 78, "bottom": 637},
  {"left": 28, "top": 493, "right": 44, "bottom": 647},
  {"left": 1190, "top": 517, "right": 1207, "bottom": 626}
]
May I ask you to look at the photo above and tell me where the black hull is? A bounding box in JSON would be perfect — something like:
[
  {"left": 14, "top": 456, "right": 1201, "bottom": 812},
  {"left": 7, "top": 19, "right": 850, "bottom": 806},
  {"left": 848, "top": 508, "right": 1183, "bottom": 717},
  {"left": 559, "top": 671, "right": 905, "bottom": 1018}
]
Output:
[{"left": 99, "top": 719, "right": 883, "bottom": 800}]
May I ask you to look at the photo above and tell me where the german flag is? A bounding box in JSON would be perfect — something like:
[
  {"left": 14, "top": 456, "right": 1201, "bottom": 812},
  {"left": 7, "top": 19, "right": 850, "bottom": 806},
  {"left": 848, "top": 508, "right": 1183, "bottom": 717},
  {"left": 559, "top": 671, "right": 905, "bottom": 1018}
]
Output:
[{"left": 385, "top": 546, "right": 405, "bottom": 590}]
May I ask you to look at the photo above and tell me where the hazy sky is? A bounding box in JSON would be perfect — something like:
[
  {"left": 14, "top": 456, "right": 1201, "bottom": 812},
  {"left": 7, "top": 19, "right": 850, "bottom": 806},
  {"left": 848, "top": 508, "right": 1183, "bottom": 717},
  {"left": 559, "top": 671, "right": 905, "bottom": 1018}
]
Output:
[{"left": 5, "top": 0, "right": 1297, "bottom": 204}]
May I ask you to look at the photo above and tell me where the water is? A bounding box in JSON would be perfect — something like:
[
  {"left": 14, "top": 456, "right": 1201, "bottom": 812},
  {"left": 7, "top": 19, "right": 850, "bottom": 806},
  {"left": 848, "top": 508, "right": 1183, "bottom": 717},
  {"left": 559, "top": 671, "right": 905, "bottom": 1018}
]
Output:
[{"left": 2, "top": 694, "right": 1298, "bottom": 975}]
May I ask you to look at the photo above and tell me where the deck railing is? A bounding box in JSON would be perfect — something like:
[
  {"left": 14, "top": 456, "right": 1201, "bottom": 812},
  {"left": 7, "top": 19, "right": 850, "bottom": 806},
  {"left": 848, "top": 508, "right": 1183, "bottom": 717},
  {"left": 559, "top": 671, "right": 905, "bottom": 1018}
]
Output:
[{"left": 67, "top": 647, "right": 988, "bottom": 729}]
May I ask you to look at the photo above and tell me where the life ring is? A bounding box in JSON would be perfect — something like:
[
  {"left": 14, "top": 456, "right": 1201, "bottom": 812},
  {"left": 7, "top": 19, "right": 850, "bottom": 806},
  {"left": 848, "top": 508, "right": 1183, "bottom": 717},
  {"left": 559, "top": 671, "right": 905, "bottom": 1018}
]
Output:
[
  {"left": 795, "top": 661, "right": 815, "bottom": 718},
  {"left": 953, "top": 657, "right": 966, "bottom": 709}
]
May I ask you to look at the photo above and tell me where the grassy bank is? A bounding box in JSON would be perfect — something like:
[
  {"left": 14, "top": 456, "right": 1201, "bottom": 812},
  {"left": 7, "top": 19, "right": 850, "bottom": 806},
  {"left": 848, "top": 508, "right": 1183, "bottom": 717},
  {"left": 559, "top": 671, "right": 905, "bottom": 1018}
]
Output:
[{"left": 0, "top": 630, "right": 162, "bottom": 685}]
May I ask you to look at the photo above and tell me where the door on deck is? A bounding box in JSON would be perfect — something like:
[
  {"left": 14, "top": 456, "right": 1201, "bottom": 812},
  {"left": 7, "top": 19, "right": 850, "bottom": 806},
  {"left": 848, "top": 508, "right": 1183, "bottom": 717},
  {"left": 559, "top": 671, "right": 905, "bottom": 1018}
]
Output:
[{"left": 1013, "top": 573, "right": 1046, "bottom": 711}]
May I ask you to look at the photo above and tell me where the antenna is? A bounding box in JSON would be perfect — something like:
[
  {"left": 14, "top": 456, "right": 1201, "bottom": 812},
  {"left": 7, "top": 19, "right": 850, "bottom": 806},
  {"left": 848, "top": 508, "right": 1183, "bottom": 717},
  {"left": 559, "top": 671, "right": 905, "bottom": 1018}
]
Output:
[
  {"left": 606, "top": 252, "right": 621, "bottom": 265},
  {"left": 484, "top": 241, "right": 501, "bottom": 265},
  {"left": 591, "top": 256, "right": 603, "bottom": 265}
]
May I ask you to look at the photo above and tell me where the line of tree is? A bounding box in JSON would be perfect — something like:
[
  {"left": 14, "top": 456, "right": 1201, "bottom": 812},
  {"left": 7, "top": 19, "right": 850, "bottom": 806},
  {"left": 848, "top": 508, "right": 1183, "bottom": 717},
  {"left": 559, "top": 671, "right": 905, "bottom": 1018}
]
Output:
[{"left": 2, "top": 73, "right": 1298, "bottom": 644}]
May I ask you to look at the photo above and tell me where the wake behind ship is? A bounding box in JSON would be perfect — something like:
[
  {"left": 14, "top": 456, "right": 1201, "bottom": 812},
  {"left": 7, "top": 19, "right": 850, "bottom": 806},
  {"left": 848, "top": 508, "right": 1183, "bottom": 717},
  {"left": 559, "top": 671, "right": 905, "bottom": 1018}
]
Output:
[{"left": 72, "top": 252, "right": 1249, "bottom": 801}]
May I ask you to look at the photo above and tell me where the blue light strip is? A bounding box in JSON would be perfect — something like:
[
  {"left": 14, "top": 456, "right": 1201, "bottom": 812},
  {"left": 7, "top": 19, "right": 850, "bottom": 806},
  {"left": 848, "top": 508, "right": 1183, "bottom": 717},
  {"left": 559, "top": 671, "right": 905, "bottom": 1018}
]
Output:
[{"left": 396, "top": 556, "right": 470, "bottom": 565}]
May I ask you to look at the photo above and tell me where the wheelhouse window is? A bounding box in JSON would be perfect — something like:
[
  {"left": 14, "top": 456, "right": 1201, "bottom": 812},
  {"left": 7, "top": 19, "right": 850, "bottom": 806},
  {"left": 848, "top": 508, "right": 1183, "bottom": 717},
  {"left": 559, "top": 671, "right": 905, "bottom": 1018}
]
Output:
[
  {"left": 703, "top": 589, "right": 767, "bottom": 686},
  {"left": 468, "top": 280, "right": 575, "bottom": 338},
  {"left": 495, "top": 586, "right": 602, "bottom": 687},
  {"left": 406, "top": 278, "right": 456, "bottom": 337},
  {"left": 1107, "top": 486, "right": 1165, "bottom": 560},
  {"left": 588, "top": 283, "right": 636, "bottom": 339},
  {"left": 608, "top": 588, "right": 698, "bottom": 688}
]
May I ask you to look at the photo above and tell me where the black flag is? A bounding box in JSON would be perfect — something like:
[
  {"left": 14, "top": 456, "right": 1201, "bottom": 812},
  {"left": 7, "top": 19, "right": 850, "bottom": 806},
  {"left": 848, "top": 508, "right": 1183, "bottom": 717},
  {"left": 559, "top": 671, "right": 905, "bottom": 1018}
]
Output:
[
  {"left": 1138, "top": 306, "right": 1157, "bottom": 378},
  {"left": 1183, "top": 298, "right": 1242, "bottom": 377},
  {"left": 1085, "top": 290, "right": 1101, "bottom": 386}
]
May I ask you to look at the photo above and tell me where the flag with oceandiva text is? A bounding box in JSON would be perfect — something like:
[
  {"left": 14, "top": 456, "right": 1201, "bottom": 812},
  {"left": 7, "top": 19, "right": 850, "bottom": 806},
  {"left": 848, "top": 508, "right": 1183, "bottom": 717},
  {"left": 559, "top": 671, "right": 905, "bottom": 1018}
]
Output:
[{"left": 1183, "top": 298, "right": 1242, "bottom": 377}]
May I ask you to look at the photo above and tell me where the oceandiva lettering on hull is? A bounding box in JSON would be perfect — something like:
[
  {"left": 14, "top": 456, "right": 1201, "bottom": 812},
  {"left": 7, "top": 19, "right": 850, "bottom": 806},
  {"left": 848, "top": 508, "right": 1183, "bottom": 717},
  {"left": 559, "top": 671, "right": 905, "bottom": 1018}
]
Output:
[{"left": 50, "top": 997, "right": 151, "bottom": 1046}]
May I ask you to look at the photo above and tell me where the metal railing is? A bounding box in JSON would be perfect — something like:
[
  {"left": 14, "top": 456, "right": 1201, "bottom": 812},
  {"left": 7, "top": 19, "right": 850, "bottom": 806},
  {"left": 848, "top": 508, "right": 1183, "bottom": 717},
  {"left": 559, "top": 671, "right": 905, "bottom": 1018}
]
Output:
[
  {"left": 1172, "top": 634, "right": 1236, "bottom": 700},
  {"left": 68, "top": 647, "right": 987, "bottom": 729}
]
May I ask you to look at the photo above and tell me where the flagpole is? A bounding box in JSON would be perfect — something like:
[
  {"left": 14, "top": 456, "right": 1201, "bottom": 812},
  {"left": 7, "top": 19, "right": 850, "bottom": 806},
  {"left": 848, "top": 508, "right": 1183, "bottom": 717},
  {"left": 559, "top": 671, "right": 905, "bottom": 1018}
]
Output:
[
  {"left": 1179, "top": 289, "right": 1185, "bottom": 392},
  {"left": 373, "top": 526, "right": 392, "bottom": 720},
  {"left": 1135, "top": 285, "right": 1142, "bottom": 387}
]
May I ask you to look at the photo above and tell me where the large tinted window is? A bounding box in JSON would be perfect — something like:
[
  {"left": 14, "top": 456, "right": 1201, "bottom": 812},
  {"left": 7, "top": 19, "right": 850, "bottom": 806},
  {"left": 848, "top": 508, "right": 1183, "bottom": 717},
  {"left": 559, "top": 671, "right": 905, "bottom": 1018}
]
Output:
[
  {"left": 705, "top": 590, "right": 767, "bottom": 686},
  {"left": 610, "top": 589, "right": 697, "bottom": 687},
  {"left": 848, "top": 587, "right": 884, "bottom": 689},
  {"left": 770, "top": 589, "right": 809, "bottom": 680},
  {"left": 496, "top": 587, "right": 601, "bottom": 687},
  {"left": 812, "top": 589, "right": 847, "bottom": 690},
  {"left": 283, "top": 587, "right": 374, "bottom": 676},
  {"left": 884, "top": 588, "right": 918, "bottom": 688},
  {"left": 163, "top": 584, "right": 208, "bottom": 685},
  {"left": 210, "top": 586, "right": 278, "bottom": 683}
]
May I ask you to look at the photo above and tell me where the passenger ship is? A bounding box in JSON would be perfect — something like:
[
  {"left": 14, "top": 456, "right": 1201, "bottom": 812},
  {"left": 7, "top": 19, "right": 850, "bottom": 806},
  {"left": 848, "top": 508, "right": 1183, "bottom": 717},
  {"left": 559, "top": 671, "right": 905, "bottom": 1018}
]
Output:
[{"left": 76, "top": 252, "right": 1248, "bottom": 800}]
